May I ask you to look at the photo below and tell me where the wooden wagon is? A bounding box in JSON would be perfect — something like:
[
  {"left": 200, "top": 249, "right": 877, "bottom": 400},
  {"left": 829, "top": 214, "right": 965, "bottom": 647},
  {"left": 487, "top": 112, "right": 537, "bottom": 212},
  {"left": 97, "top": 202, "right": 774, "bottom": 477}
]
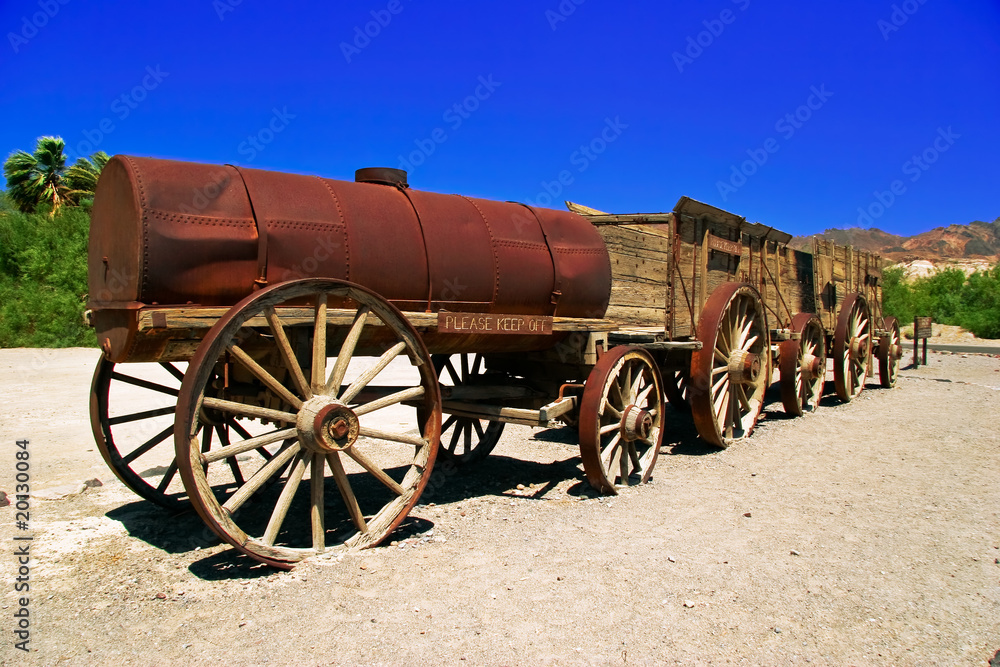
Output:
[
  {"left": 86, "top": 156, "right": 902, "bottom": 568},
  {"left": 567, "top": 197, "right": 903, "bottom": 446}
]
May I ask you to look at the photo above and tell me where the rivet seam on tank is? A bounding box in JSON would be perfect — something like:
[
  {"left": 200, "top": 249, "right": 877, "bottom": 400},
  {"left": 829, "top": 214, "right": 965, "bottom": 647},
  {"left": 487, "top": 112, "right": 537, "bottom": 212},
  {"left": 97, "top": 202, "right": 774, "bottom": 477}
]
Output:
[
  {"left": 317, "top": 178, "right": 351, "bottom": 282},
  {"left": 123, "top": 156, "right": 151, "bottom": 303},
  {"left": 459, "top": 196, "right": 500, "bottom": 306}
]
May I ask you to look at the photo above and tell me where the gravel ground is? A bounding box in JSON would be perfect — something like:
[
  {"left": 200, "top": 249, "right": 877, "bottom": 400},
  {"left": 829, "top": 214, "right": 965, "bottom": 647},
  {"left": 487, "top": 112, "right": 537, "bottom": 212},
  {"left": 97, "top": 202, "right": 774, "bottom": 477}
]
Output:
[{"left": 1, "top": 347, "right": 999, "bottom": 666}]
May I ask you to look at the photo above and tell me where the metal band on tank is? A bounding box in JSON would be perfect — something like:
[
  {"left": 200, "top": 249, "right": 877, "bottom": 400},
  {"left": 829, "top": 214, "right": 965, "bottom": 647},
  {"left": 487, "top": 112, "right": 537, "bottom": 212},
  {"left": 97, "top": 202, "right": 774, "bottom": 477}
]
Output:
[
  {"left": 227, "top": 164, "right": 268, "bottom": 289},
  {"left": 395, "top": 185, "right": 436, "bottom": 311},
  {"left": 511, "top": 203, "right": 563, "bottom": 317}
]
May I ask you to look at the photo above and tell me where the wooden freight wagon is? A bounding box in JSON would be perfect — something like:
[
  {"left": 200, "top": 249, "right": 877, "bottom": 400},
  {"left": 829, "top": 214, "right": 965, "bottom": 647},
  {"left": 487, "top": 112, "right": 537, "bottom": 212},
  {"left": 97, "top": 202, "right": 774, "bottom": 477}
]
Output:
[{"left": 569, "top": 197, "right": 903, "bottom": 447}]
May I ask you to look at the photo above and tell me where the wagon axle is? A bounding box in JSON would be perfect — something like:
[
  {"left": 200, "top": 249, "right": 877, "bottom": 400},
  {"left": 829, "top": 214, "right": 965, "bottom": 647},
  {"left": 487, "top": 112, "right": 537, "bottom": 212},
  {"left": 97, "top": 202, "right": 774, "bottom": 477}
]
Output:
[{"left": 298, "top": 399, "right": 360, "bottom": 453}]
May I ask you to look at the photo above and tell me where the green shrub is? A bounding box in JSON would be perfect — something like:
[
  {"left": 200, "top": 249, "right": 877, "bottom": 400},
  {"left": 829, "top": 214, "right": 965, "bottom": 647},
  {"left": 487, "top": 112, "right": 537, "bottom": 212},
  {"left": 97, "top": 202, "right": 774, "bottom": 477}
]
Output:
[
  {"left": 0, "top": 206, "right": 96, "bottom": 347},
  {"left": 883, "top": 262, "right": 1000, "bottom": 339}
]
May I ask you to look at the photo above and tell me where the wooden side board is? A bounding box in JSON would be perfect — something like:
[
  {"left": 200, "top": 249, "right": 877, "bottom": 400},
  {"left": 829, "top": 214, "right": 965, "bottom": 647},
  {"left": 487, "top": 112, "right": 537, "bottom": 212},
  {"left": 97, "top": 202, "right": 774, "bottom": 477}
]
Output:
[{"left": 811, "top": 239, "right": 884, "bottom": 331}]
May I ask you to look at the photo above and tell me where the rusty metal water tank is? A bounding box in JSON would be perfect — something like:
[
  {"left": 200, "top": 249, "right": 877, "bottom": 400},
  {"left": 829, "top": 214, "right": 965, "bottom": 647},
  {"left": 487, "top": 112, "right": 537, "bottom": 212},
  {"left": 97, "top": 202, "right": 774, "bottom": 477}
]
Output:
[{"left": 88, "top": 155, "right": 611, "bottom": 362}]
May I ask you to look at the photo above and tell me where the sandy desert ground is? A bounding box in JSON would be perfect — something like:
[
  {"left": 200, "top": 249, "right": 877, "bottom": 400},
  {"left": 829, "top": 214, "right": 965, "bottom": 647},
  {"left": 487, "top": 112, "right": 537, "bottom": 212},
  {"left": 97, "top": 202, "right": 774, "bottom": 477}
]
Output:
[{"left": 1, "top": 346, "right": 998, "bottom": 665}]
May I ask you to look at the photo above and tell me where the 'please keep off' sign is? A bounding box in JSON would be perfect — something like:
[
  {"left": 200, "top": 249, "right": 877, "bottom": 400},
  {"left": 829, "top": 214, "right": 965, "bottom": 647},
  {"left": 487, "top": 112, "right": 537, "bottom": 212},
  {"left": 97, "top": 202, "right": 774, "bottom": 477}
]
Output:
[{"left": 438, "top": 313, "right": 553, "bottom": 335}]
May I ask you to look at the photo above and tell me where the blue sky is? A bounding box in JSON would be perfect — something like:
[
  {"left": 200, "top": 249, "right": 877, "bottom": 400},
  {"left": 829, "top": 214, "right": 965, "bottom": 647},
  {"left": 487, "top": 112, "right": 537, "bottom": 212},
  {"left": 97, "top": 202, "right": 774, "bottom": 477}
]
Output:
[{"left": 1, "top": 0, "right": 997, "bottom": 237}]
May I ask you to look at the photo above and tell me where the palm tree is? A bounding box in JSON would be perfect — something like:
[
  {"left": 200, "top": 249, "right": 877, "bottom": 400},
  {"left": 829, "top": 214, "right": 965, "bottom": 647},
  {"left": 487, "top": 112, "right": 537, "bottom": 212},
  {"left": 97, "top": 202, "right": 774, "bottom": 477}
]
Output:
[
  {"left": 3, "top": 136, "right": 71, "bottom": 214},
  {"left": 65, "top": 151, "right": 110, "bottom": 207}
]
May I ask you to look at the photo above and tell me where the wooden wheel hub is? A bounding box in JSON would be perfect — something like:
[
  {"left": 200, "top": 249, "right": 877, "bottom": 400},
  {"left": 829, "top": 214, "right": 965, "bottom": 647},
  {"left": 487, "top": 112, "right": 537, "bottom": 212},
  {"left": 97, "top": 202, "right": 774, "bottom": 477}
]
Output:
[
  {"left": 890, "top": 343, "right": 903, "bottom": 360},
  {"left": 297, "top": 397, "right": 360, "bottom": 453},
  {"left": 728, "top": 350, "right": 762, "bottom": 385},
  {"left": 620, "top": 405, "right": 653, "bottom": 442},
  {"left": 850, "top": 336, "right": 868, "bottom": 360},
  {"left": 801, "top": 353, "right": 822, "bottom": 379}
]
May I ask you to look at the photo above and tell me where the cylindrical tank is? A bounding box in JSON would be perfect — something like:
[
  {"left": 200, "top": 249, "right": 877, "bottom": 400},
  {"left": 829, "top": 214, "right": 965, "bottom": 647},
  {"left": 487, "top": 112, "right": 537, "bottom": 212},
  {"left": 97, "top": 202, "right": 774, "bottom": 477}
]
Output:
[{"left": 88, "top": 155, "right": 611, "bottom": 362}]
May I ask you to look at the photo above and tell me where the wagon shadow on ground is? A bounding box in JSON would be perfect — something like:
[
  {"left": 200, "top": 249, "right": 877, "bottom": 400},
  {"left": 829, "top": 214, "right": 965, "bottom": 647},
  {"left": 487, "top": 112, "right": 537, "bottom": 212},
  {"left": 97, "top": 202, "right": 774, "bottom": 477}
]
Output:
[
  {"left": 106, "top": 375, "right": 898, "bottom": 579},
  {"left": 103, "top": 449, "right": 592, "bottom": 579},
  {"left": 105, "top": 501, "right": 279, "bottom": 580}
]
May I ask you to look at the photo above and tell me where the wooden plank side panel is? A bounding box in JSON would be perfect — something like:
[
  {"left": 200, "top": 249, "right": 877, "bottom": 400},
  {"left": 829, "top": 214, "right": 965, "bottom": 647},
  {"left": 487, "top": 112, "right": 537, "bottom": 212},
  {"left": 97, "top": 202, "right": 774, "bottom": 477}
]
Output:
[{"left": 596, "top": 224, "right": 671, "bottom": 328}]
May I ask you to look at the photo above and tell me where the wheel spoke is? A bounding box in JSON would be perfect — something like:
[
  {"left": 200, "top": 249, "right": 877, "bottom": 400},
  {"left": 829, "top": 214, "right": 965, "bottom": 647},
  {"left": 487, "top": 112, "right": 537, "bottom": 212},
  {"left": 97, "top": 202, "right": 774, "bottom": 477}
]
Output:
[
  {"left": 714, "top": 385, "right": 729, "bottom": 422},
  {"left": 327, "top": 452, "right": 368, "bottom": 534},
  {"left": 110, "top": 371, "right": 179, "bottom": 397},
  {"left": 311, "top": 293, "right": 328, "bottom": 393},
  {"left": 609, "top": 378, "right": 625, "bottom": 409},
  {"left": 442, "top": 358, "right": 460, "bottom": 385},
  {"left": 311, "top": 453, "right": 326, "bottom": 552},
  {"left": 738, "top": 317, "right": 755, "bottom": 349},
  {"left": 736, "top": 383, "right": 751, "bottom": 413},
  {"left": 108, "top": 405, "right": 174, "bottom": 426},
  {"left": 447, "top": 421, "right": 463, "bottom": 452},
  {"left": 155, "top": 461, "right": 178, "bottom": 493},
  {"left": 344, "top": 447, "right": 405, "bottom": 495},
  {"left": 619, "top": 443, "right": 629, "bottom": 485},
  {"left": 358, "top": 426, "right": 427, "bottom": 448},
  {"left": 229, "top": 420, "right": 253, "bottom": 440},
  {"left": 228, "top": 343, "right": 303, "bottom": 409},
  {"left": 201, "top": 424, "right": 213, "bottom": 453},
  {"left": 262, "top": 451, "right": 308, "bottom": 546},
  {"left": 628, "top": 441, "right": 643, "bottom": 473},
  {"left": 159, "top": 362, "right": 185, "bottom": 382},
  {"left": 201, "top": 396, "right": 297, "bottom": 423},
  {"left": 602, "top": 399, "right": 623, "bottom": 420},
  {"left": 601, "top": 433, "right": 621, "bottom": 471},
  {"left": 712, "top": 370, "right": 729, "bottom": 395},
  {"left": 265, "top": 307, "right": 312, "bottom": 400},
  {"left": 326, "top": 306, "right": 370, "bottom": 396},
  {"left": 441, "top": 414, "right": 458, "bottom": 432},
  {"left": 221, "top": 442, "right": 300, "bottom": 513},
  {"left": 203, "top": 427, "right": 297, "bottom": 464},
  {"left": 353, "top": 386, "right": 425, "bottom": 417},
  {"left": 121, "top": 424, "right": 173, "bottom": 465},
  {"left": 472, "top": 420, "right": 485, "bottom": 440},
  {"left": 339, "top": 341, "right": 407, "bottom": 404},
  {"left": 599, "top": 422, "right": 620, "bottom": 436}
]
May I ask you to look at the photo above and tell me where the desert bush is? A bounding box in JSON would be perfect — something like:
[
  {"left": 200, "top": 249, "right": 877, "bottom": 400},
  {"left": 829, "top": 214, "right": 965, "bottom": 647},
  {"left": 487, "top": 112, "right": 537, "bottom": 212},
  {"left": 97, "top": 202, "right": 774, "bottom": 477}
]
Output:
[
  {"left": 883, "top": 263, "right": 1000, "bottom": 339},
  {"left": 0, "top": 205, "right": 95, "bottom": 347}
]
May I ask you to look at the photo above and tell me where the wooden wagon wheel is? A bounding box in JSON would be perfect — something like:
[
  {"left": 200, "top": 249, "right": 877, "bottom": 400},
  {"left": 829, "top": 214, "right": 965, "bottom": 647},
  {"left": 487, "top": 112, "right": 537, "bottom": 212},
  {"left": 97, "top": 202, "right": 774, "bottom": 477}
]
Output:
[
  {"left": 877, "top": 316, "right": 902, "bottom": 388},
  {"left": 579, "top": 346, "right": 663, "bottom": 495},
  {"left": 175, "top": 278, "right": 441, "bottom": 568},
  {"left": 663, "top": 368, "right": 691, "bottom": 412},
  {"left": 92, "top": 358, "right": 284, "bottom": 511},
  {"left": 91, "top": 357, "right": 187, "bottom": 509},
  {"left": 689, "top": 283, "right": 770, "bottom": 448},
  {"left": 779, "top": 313, "right": 827, "bottom": 416},
  {"left": 833, "top": 293, "right": 871, "bottom": 402},
  {"left": 433, "top": 354, "right": 505, "bottom": 464}
]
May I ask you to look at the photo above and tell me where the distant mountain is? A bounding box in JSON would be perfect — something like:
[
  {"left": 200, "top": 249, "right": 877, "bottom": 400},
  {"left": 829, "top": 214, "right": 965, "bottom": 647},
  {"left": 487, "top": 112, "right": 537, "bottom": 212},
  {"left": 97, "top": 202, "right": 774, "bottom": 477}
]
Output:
[{"left": 790, "top": 218, "right": 1000, "bottom": 263}]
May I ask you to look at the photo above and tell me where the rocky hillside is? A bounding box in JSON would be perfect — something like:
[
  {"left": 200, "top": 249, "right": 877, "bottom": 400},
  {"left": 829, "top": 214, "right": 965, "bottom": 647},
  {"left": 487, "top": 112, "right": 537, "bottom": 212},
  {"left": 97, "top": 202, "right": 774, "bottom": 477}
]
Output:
[{"left": 790, "top": 217, "right": 1000, "bottom": 263}]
